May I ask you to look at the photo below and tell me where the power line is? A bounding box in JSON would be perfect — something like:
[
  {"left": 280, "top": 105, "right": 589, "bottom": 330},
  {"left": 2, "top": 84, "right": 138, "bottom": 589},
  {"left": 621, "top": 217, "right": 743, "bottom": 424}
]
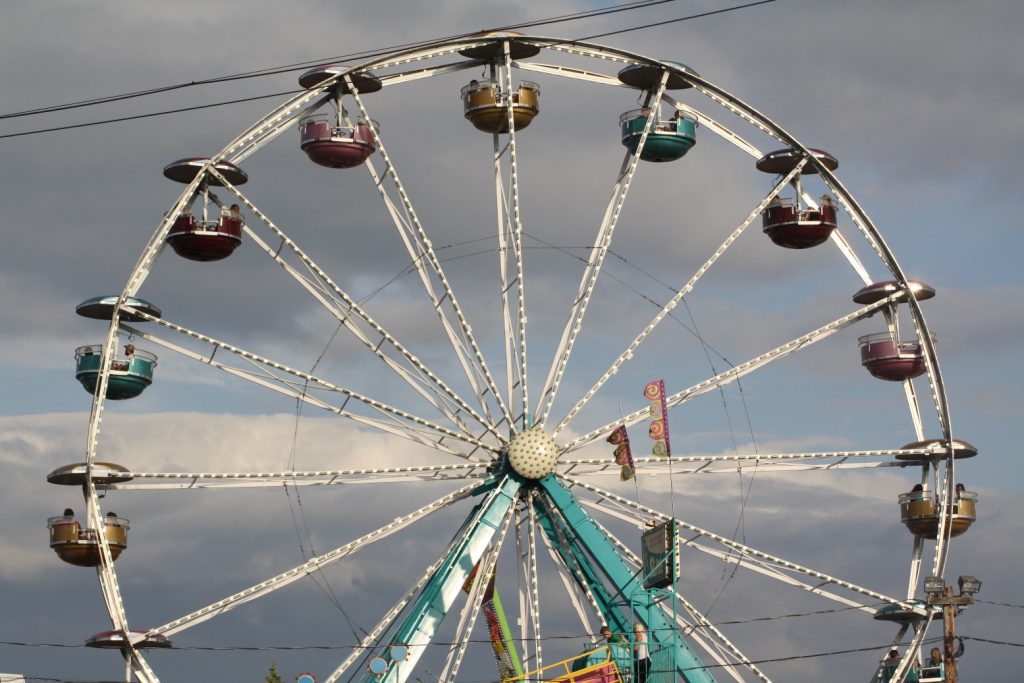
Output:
[
  {"left": 0, "top": 0, "right": 777, "bottom": 141},
  {"left": 0, "top": 0, "right": 682, "bottom": 122},
  {"left": 13, "top": 632, "right": 1018, "bottom": 683},
  {"left": 17, "top": 636, "right": 988, "bottom": 683},
  {"left": 0, "top": 90, "right": 298, "bottom": 140},
  {"left": 576, "top": 0, "right": 775, "bottom": 42},
  {"left": 977, "top": 598, "right": 1024, "bottom": 609},
  {"left": 962, "top": 635, "right": 1024, "bottom": 648},
  {"left": 0, "top": 606, "right": 906, "bottom": 652}
]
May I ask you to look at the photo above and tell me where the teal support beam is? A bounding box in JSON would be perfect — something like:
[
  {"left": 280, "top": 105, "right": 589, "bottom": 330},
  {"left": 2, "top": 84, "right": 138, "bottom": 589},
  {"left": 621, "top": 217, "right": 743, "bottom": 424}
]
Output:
[
  {"left": 533, "top": 491, "right": 632, "bottom": 637},
  {"left": 362, "top": 475, "right": 522, "bottom": 683},
  {"left": 538, "top": 475, "right": 717, "bottom": 683}
]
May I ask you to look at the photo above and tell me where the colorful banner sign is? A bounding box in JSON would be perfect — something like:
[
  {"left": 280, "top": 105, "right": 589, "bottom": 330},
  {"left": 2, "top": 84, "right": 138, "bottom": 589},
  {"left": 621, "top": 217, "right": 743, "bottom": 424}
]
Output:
[
  {"left": 644, "top": 379, "right": 671, "bottom": 458},
  {"left": 607, "top": 425, "right": 635, "bottom": 481}
]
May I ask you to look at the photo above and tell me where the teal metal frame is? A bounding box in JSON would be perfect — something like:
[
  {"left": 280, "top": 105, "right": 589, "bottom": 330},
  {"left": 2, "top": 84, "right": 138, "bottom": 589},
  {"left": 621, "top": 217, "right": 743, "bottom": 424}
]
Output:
[
  {"left": 355, "top": 472, "right": 715, "bottom": 683},
  {"left": 538, "top": 475, "right": 716, "bottom": 683},
  {"left": 360, "top": 474, "right": 522, "bottom": 682}
]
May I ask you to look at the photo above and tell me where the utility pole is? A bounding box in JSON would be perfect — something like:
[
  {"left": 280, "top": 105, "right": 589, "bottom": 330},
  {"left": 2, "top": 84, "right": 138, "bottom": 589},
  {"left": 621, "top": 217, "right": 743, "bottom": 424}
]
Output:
[
  {"left": 924, "top": 575, "right": 980, "bottom": 683},
  {"left": 941, "top": 585, "right": 958, "bottom": 683}
]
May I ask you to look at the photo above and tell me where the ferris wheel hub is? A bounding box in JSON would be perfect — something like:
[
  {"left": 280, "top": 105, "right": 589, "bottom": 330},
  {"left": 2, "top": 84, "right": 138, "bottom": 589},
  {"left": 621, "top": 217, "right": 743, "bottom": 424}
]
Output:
[{"left": 507, "top": 428, "right": 560, "bottom": 479}]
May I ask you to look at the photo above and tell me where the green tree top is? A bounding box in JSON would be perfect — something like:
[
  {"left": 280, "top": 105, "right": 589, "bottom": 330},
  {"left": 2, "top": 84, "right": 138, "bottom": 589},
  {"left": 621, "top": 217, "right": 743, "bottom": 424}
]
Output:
[{"left": 265, "top": 662, "right": 285, "bottom": 683}]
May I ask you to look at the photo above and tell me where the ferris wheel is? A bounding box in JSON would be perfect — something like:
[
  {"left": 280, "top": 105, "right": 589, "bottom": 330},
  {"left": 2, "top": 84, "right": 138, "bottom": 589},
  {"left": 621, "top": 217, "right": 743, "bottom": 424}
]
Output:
[{"left": 49, "top": 34, "right": 976, "bottom": 683}]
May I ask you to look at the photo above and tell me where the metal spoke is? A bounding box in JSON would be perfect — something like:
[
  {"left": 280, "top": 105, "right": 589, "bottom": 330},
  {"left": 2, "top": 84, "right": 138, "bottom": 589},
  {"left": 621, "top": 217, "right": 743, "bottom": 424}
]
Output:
[
  {"left": 149, "top": 481, "right": 479, "bottom": 637},
  {"left": 906, "top": 534, "right": 926, "bottom": 601},
  {"left": 347, "top": 76, "right": 514, "bottom": 429},
  {"left": 579, "top": 496, "right": 873, "bottom": 613},
  {"left": 903, "top": 379, "right": 927, "bottom": 442},
  {"left": 550, "top": 161, "right": 807, "bottom": 438},
  {"left": 889, "top": 614, "right": 937, "bottom": 683},
  {"left": 561, "top": 475, "right": 922, "bottom": 612},
  {"left": 526, "top": 493, "right": 543, "bottom": 673},
  {"left": 206, "top": 168, "right": 501, "bottom": 444},
  {"left": 496, "top": 137, "right": 519, "bottom": 420},
  {"left": 513, "top": 491, "right": 545, "bottom": 673},
  {"left": 537, "top": 527, "right": 599, "bottom": 640},
  {"left": 537, "top": 74, "right": 670, "bottom": 427},
  {"left": 516, "top": 61, "right": 627, "bottom": 88},
  {"left": 514, "top": 503, "right": 530, "bottom": 666},
  {"left": 931, "top": 458, "right": 956, "bottom": 582},
  {"left": 105, "top": 464, "right": 492, "bottom": 490},
  {"left": 562, "top": 295, "right": 903, "bottom": 453},
  {"left": 534, "top": 495, "right": 605, "bottom": 631},
  {"left": 505, "top": 46, "right": 530, "bottom": 426},
  {"left": 603, "top": 498, "right": 874, "bottom": 616},
  {"left": 120, "top": 319, "right": 494, "bottom": 459},
  {"left": 558, "top": 448, "right": 927, "bottom": 479},
  {"left": 569, "top": 460, "right": 899, "bottom": 477},
  {"left": 489, "top": 45, "right": 532, "bottom": 423},
  {"left": 127, "top": 652, "right": 160, "bottom": 683}
]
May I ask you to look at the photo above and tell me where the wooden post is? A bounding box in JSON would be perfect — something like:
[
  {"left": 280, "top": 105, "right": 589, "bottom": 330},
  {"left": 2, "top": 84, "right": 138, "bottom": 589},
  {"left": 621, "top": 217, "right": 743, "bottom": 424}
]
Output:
[{"left": 943, "top": 585, "right": 958, "bottom": 683}]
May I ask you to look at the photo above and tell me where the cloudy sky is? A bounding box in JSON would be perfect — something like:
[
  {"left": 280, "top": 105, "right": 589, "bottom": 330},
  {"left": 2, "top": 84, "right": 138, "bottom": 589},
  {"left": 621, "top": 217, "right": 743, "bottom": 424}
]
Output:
[{"left": 1, "top": 1, "right": 1022, "bottom": 682}]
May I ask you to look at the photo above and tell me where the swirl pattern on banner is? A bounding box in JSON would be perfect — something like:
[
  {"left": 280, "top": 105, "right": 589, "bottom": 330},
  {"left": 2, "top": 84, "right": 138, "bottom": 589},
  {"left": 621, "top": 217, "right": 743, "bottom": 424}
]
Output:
[
  {"left": 606, "top": 425, "right": 635, "bottom": 481},
  {"left": 644, "top": 379, "right": 671, "bottom": 459},
  {"left": 643, "top": 381, "right": 664, "bottom": 401}
]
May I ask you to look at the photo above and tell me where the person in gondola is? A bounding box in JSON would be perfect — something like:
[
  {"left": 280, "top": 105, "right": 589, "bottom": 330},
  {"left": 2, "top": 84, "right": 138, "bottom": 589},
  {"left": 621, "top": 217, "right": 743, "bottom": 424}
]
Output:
[
  {"left": 111, "top": 344, "right": 132, "bottom": 372},
  {"left": 882, "top": 649, "right": 901, "bottom": 681},
  {"left": 881, "top": 648, "right": 920, "bottom": 683},
  {"left": 921, "top": 647, "right": 944, "bottom": 680},
  {"left": 63, "top": 508, "right": 81, "bottom": 534}
]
